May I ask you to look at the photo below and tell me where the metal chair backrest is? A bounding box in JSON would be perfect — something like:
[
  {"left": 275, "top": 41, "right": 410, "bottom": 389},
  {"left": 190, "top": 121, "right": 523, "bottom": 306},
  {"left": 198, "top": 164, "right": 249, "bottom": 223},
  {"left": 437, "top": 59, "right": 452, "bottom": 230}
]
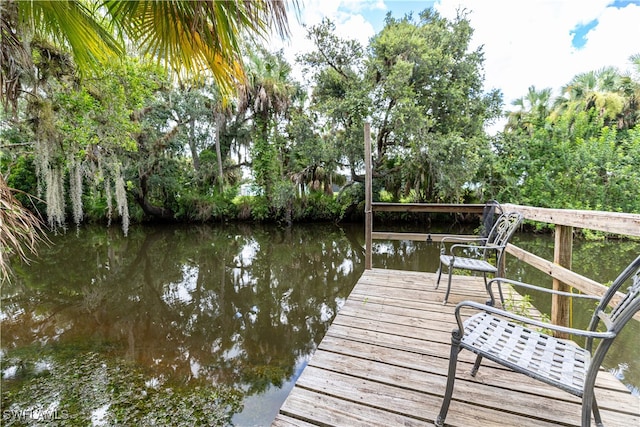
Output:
[
  {"left": 588, "top": 255, "right": 640, "bottom": 354},
  {"left": 484, "top": 211, "right": 523, "bottom": 253},
  {"left": 583, "top": 255, "right": 640, "bottom": 395},
  {"left": 607, "top": 259, "right": 640, "bottom": 326}
]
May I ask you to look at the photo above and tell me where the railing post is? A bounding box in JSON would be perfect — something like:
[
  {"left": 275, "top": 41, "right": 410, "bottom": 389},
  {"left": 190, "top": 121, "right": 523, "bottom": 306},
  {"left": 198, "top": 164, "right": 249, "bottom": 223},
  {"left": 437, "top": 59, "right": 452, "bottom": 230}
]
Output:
[
  {"left": 551, "top": 225, "right": 573, "bottom": 338},
  {"left": 364, "top": 122, "right": 372, "bottom": 270}
]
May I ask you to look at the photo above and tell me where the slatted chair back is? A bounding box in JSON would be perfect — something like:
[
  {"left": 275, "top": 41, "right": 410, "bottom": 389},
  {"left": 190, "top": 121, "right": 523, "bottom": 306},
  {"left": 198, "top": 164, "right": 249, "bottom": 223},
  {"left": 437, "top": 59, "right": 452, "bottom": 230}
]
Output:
[
  {"left": 436, "top": 211, "right": 523, "bottom": 304},
  {"left": 479, "top": 211, "right": 523, "bottom": 271},
  {"left": 587, "top": 255, "right": 640, "bottom": 354},
  {"left": 485, "top": 211, "right": 523, "bottom": 252}
]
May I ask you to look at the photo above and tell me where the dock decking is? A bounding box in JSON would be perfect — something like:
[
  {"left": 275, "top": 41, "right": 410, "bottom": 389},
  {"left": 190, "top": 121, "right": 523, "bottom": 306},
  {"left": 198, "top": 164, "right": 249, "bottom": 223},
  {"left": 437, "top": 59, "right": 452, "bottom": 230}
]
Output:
[{"left": 273, "top": 269, "right": 640, "bottom": 426}]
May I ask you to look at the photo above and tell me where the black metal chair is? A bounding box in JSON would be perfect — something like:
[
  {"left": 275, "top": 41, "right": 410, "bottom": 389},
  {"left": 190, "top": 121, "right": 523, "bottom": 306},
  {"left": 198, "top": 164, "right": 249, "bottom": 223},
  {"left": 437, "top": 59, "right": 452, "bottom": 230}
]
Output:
[
  {"left": 435, "top": 211, "right": 523, "bottom": 304},
  {"left": 435, "top": 255, "right": 640, "bottom": 427}
]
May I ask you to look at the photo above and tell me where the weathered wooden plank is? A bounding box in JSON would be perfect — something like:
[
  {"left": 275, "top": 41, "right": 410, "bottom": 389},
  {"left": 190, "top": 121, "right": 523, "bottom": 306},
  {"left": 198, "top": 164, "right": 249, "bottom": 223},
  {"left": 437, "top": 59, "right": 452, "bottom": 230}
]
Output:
[
  {"left": 350, "top": 276, "right": 488, "bottom": 303},
  {"left": 344, "top": 272, "right": 632, "bottom": 393},
  {"left": 371, "top": 202, "right": 485, "bottom": 214},
  {"left": 364, "top": 123, "right": 372, "bottom": 270},
  {"left": 338, "top": 301, "right": 459, "bottom": 332},
  {"left": 504, "top": 244, "right": 640, "bottom": 324},
  {"left": 275, "top": 269, "right": 640, "bottom": 427},
  {"left": 344, "top": 285, "right": 541, "bottom": 325},
  {"left": 278, "top": 386, "right": 427, "bottom": 427},
  {"left": 371, "top": 232, "right": 476, "bottom": 242},
  {"left": 332, "top": 312, "right": 455, "bottom": 344},
  {"left": 500, "top": 203, "right": 640, "bottom": 237},
  {"left": 552, "top": 224, "right": 573, "bottom": 337},
  {"left": 324, "top": 323, "right": 470, "bottom": 361},
  {"left": 293, "top": 366, "right": 565, "bottom": 427},
  {"left": 303, "top": 354, "right": 604, "bottom": 426},
  {"left": 312, "top": 342, "right": 640, "bottom": 414},
  {"left": 271, "top": 414, "right": 318, "bottom": 427},
  {"left": 506, "top": 243, "right": 611, "bottom": 298}
]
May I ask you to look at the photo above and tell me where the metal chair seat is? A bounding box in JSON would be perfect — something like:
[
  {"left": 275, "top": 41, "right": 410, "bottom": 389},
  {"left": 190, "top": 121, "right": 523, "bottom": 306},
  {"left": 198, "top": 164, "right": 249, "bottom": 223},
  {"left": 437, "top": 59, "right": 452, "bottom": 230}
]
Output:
[
  {"left": 462, "top": 312, "right": 589, "bottom": 396},
  {"left": 435, "top": 255, "right": 640, "bottom": 427},
  {"left": 439, "top": 255, "right": 498, "bottom": 274},
  {"left": 435, "top": 211, "right": 523, "bottom": 304}
]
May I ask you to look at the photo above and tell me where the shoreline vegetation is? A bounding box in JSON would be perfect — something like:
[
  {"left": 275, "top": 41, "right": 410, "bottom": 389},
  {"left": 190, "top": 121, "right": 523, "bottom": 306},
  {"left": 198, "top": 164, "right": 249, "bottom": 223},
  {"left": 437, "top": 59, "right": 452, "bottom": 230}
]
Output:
[{"left": 2, "top": 5, "right": 639, "bottom": 256}]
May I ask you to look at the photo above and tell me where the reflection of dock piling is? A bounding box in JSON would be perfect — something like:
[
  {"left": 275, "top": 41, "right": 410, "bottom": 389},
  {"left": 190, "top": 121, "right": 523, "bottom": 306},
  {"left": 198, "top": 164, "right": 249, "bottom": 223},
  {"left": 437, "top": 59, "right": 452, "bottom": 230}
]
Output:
[{"left": 273, "top": 269, "right": 640, "bottom": 426}]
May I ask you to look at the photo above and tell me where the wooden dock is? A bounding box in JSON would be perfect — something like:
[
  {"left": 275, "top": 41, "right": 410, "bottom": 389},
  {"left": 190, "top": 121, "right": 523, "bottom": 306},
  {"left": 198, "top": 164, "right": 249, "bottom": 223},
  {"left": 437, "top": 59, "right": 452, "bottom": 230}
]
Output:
[{"left": 273, "top": 269, "right": 640, "bottom": 426}]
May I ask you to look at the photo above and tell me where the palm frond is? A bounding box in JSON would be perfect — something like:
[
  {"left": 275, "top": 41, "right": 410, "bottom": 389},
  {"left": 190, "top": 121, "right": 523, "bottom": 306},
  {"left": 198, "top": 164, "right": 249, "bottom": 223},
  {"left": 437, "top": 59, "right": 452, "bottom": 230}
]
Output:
[
  {"left": 19, "top": 0, "right": 123, "bottom": 70},
  {"left": 0, "top": 175, "right": 49, "bottom": 285},
  {"left": 102, "top": 0, "right": 296, "bottom": 98}
]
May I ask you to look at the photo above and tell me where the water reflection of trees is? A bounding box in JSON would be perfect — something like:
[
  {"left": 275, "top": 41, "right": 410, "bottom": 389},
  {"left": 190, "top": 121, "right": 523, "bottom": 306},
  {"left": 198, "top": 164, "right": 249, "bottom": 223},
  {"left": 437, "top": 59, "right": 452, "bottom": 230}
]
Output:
[
  {"left": 3, "top": 224, "right": 637, "bottom": 409},
  {"left": 1, "top": 224, "right": 364, "bottom": 408}
]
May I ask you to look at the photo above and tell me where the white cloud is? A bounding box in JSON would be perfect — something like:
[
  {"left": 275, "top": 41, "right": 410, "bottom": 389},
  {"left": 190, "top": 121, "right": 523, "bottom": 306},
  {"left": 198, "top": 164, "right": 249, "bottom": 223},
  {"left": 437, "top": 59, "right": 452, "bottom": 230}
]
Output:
[
  {"left": 275, "top": 0, "right": 640, "bottom": 118},
  {"left": 340, "top": 0, "right": 388, "bottom": 13},
  {"left": 433, "top": 0, "right": 640, "bottom": 109},
  {"left": 273, "top": 0, "right": 377, "bottom": 83}
]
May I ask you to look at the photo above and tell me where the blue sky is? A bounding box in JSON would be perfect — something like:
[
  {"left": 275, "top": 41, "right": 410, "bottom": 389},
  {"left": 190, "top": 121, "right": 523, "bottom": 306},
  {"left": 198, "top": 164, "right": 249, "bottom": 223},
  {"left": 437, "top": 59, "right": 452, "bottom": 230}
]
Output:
[{"left": 277, "top": 0, "right": 640, "bottom": 124}]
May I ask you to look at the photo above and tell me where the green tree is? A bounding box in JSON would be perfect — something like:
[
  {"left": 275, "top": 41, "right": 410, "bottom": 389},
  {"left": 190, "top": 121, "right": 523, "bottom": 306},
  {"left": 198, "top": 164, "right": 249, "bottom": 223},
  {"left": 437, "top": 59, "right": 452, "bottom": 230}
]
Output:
[
  {"left": 302, "top": 10, "right": 501, "bottom": 203},
  {"left": 1, "top": 0, "right": 297, "bottom": 274},
  {"left": 492, "top": 57, "right": 640, "bottom": 214},
  {"left": 241, "top": 48, "right": 299, "bottom": 197},
  {"left": 1, "top": 0, "right": 295, "bottom": 107},
  {"left": 369, "top": 10, "right": 501, "bottom": 202},
  {"left": 299, "top": 18, "right": 371, "bottom": 182},
  {"left": 552, "top": 67, "right": 627, "bottom": 135},
  {"left": 506, "top": 86, "right": 553, "bottom": 134}
]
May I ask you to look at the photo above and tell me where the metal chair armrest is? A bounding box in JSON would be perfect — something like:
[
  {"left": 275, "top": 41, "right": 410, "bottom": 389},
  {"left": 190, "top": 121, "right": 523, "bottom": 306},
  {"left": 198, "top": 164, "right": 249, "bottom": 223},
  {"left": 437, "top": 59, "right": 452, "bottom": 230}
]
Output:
[
  {"left": 440, "top": 236, "right": 485, "bottom": 252},
  {"left": 449, "top": 243, "right": 500, "bottom": 256},
  {"left": 487, "top": 278, "right": 602, "bottom": 300},
  {"left": 441, "top": 236, "right": 486, "bottom": 244}
]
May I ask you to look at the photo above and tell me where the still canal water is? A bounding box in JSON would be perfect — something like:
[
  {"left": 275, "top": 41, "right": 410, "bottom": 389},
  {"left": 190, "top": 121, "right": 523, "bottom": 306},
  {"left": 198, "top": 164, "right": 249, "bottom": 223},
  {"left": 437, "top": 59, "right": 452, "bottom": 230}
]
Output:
[{"left": 1, "top": 223, "right": 638, "bottom": 426}]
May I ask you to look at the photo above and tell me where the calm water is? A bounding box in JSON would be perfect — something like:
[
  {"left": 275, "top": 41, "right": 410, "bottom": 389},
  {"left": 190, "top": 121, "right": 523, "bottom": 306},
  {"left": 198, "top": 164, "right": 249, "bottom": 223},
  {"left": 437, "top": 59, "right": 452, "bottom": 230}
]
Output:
[{"left": 1, "top": 223, "right": 638, "bottom": 426}]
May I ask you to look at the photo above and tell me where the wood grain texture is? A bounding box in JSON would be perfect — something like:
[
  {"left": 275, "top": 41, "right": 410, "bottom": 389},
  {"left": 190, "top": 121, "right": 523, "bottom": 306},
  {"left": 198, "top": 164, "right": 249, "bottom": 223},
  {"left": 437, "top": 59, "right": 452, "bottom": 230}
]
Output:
[{"left": 273, "top": 269, "right": 639, "bottom": 427}]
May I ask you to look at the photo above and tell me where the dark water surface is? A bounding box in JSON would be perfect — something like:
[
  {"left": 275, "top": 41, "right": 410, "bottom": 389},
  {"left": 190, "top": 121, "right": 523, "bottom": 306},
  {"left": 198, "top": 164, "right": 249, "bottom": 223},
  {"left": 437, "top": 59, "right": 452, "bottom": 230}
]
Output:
[{"left": 1, "top": 223, "right": 638, "bottom": 426}]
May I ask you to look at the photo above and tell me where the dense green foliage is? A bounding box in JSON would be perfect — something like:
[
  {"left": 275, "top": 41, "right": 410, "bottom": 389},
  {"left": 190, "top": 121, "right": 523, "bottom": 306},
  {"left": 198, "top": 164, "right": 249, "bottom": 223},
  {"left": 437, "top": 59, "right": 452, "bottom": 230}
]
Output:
[
  {"left": 486, "top": 63, "right": 640, "bottom": 213},
  {"left": 2, "top": 7, "right": 639, "bottom": 233}
]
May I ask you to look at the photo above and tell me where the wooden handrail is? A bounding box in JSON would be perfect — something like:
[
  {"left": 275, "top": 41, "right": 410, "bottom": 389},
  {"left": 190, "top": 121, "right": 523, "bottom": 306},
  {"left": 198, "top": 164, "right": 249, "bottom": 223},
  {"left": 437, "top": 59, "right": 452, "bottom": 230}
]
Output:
[
  {"left": 501, "top": 203, "right": 640, "bottom": 237},
  {"left": 372, "top": 203, "right": 485, "bottom": 214},
  {"left": 362, "top": 127, "right": 640, "bottom": 328},
  {"left": 371, "top": 232, "right": 476, "bottom": 242}
]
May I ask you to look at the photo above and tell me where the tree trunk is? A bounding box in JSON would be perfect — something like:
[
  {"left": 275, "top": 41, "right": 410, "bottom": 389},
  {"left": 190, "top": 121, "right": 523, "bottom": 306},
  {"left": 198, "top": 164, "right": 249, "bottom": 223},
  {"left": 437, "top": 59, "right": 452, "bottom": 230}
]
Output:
[
  {"left": 214, "top": 112, "right": 224, "bottom": 192},
  {"left": 189, "top": 119, "right": 200, "bottom": 171},
  {"left": 134, "top": 173, "right": 175, "bottom": 221}
]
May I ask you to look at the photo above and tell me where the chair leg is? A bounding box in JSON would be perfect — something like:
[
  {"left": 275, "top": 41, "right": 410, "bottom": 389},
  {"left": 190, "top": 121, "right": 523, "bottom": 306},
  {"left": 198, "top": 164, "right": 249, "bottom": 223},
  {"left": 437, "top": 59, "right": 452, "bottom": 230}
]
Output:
[
  {"left": 581, "top": 385, "right": 603, "bottom": 427},
  {"left": 593, "top": 397, "right": 603, "bottom": 427},
  {"left": 443, "top": 268, "right": 453, "bottom": 304},
  {"left": 470, "top": 354, "right": 483, "bottom": 377},
  {"left": 435, "top": 262, "right": 443, "bottom": 289},
  {"left": 435, "top": 331, "right": 462, "bottom": 427},
  {"left": 585, "top": 394, "right": 603, "bottom": 427}
]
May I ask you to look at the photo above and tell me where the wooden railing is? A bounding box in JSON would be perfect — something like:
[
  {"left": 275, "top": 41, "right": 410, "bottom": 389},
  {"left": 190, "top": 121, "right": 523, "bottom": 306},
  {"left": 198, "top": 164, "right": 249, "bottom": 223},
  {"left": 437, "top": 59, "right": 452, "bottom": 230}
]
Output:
[{"left": 363, "top": 123, "right": 640, "bottom": 330}]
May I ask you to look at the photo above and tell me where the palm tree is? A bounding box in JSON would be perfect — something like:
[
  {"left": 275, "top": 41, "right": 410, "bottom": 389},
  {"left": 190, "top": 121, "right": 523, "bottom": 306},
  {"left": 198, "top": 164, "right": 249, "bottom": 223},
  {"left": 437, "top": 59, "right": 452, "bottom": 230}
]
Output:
[
  {"left": 2, "top": 0, "right": 296, "bottom": 108},
  {"left": 505, "top": 85, "right": 552, "bottom": 134},
  {"left": 240, "top": 48, "right": 299, "bottom": 195},
  {"left": 1, "top": 0, "right": 123, "bottom": 111},
  {"left": 102, "top": 0, "right": 295, "bottom": 96},
  {"left": 617, "top": 54, "right": 640, "bottom": 129},
  {"left": 554, "top": 67, "right": 626, "bottom": 128},
  {"left": 0, "top": 175, "right": 49, "bottom": 285},
  {"left": 1, "top": 0, "right": 297, "bottom": 278}
]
